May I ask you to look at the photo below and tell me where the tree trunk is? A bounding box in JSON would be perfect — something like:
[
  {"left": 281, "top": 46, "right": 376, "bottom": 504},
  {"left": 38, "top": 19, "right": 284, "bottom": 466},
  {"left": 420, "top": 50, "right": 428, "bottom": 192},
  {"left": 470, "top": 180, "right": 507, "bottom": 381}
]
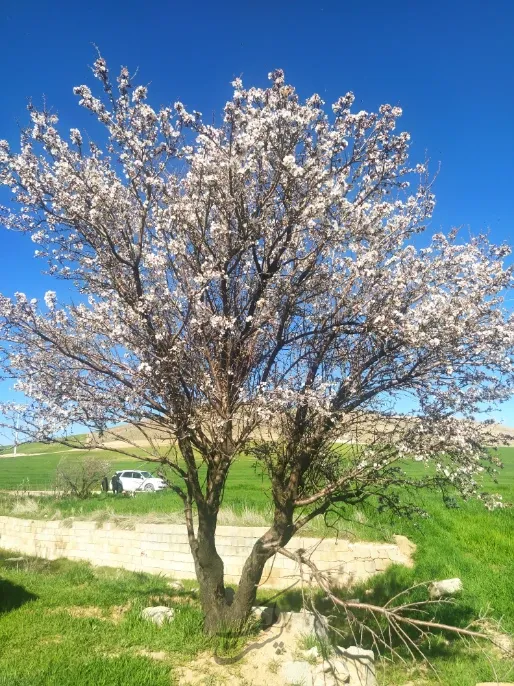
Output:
[
  {"left": 228, "top": 534, "right": 279, "bottom": 626},
  {"left": 191, "top": 508, "right": 293, "bottom": 634},
  {"left": 190, "top": 510, "right": 229, "bottom": 634}
]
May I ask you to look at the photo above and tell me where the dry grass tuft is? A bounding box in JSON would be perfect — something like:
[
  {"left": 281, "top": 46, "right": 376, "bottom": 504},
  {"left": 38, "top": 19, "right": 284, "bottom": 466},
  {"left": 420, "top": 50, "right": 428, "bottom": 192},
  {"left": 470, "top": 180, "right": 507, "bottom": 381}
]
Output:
[{"left": 10, "top": 498, "right": 40, "bottom": 516}]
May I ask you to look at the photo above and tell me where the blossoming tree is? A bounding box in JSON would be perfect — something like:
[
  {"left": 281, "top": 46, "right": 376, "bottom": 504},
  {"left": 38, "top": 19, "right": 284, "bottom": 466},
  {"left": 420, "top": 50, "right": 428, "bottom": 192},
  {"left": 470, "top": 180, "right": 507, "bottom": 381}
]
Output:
[{"left": 0, "top": 59, "right": 513, "bottom": 632}]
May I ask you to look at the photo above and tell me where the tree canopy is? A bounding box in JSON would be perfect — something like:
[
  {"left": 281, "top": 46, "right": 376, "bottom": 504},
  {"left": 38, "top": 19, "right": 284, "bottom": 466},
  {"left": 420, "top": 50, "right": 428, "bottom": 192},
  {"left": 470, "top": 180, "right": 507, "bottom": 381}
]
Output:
[{"left": 1, "top": 59, "right": 512, "bottom": 627}]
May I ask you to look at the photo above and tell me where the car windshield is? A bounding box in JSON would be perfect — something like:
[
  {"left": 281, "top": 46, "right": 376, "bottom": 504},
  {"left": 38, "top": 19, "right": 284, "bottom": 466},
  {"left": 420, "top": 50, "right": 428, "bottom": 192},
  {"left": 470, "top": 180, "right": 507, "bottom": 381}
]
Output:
[{"left": 140, "top": 471, "right": 152, "bottom": 478}]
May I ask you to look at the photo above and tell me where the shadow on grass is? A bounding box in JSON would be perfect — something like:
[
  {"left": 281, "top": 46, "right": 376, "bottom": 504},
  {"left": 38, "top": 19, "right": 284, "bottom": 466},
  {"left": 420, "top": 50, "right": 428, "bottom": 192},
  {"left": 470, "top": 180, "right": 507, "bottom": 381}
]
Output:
[{"left": 0, "top": 578, "right": 38, "bottom": 614}]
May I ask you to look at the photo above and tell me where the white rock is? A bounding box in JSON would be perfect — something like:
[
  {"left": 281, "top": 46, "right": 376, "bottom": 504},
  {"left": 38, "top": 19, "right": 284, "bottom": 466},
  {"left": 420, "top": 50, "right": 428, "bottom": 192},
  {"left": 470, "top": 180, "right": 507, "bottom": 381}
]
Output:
[
  {"left": 337, "top": 646, "right": 374, "bottom": 661},
  {"left": 167, "top": 581, "right": 185, "bottom": 591},
  {"left": 141, "top": 606, "right": 175, "bottom": 626},
  {"left": 329, "top": 658, "right": 351, "bottom": 678},
  {"left": 314, "top": 659, "right": 350, "bottom": 684},
  {"left": 301, "top": 646, "right": 319, "bottom": 660},
  {"left": 313, "top": 661, "right": 333, "bottom": 675},
  {"left": 428, "top": 578, "right": 463, "bottom": 599},
  {"left": 280, "top": 660, "right": 313, "bottom": 685},
  {"left": 336, "top": 646, "right": 376, "bottom": 686},
  {"left": 281, "top": 610, "right": 329, "bottom": 641},
  {"left": 251, "top": 606, "right": 267, "bottom": 619},
  {"left": 312, "top": 675, "right": 338, "bottom": 686}
]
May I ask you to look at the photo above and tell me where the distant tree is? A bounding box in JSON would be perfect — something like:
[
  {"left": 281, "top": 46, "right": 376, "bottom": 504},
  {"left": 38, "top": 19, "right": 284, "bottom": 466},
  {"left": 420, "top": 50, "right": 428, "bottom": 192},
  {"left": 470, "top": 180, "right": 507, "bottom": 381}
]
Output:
[
  {"left": 56, "top": 456, "right": 111, "bottom": 499},
  {"left": 0, "top": 58, "right": 512, "bottom": 632}
]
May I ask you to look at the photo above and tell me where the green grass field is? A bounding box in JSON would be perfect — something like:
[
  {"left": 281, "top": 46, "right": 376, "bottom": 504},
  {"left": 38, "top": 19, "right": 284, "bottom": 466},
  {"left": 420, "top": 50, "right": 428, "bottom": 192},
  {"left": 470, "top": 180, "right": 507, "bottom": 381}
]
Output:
[
  {"left": 0, "top": 442, "right": 513, "bottom": 684},
  {"left": 0, "top": 444, "right": 150, "bottom": 491},
  {"left": 0, "top": 553, "right": 208, "bottom": 686}
]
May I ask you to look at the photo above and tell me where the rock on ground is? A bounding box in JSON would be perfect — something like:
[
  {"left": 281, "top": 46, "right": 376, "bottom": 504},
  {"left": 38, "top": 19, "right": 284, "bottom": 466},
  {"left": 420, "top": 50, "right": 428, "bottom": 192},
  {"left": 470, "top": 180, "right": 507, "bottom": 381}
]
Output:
[
  {"left": 313, "top": 658, "right": 350, "bottom": 684},
  {"left": 312, "top": 673, "right": 340, "bottom": 686},
  {"left": 335, "top": 646, "right": 377, "bottom": 686},
  {"left": 167, "top": 581, "right": 185, "bottom": 591},
  {"left": 141, "top": 606, "right": 175, "bottom": 626},
  {"left": 280, "top": 609, "right": 329, "bottom": 641},
  {"left": 280, "top": 644, "right": 377, "bottom": 686},
  {"left": 428, "top": 578, "right": 463, "bottom": 599},
  {"left": 280, "top": 660, "right": 315, "bottom": 685}
]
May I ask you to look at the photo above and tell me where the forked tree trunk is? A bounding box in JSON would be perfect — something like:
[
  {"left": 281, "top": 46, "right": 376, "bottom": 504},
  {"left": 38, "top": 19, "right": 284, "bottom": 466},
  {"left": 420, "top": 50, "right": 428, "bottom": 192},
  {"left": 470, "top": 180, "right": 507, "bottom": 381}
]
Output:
[{"left": 190, "top": 510, "right": 292, "bottom": 634}]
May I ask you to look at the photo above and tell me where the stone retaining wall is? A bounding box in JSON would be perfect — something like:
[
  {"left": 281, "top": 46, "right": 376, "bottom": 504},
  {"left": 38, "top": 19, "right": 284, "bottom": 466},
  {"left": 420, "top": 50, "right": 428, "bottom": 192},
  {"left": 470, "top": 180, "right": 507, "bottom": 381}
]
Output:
[{"left": 0, "top": 516, "right": 414, "bottom": 588}]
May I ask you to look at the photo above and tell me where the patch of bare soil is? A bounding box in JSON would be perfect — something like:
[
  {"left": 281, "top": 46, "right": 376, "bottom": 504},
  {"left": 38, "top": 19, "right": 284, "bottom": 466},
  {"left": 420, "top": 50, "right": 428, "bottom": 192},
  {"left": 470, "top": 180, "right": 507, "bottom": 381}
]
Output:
[
  {"left": 474, "top": 619, "right": 513, "bottom": 657},
  {"left": 102, "top": 648, "right": 170, "bottom": 662},
  {"left": 177, "top": 618, "right": 308, "bottom": 686},
  {"left": 147, "top": 593, "right": 195, "bottom": 607},
  {"left": 39, "top": 635, "right": 63, "bottom": 645},
  {"left": 109, "top": 603, "right": 132, "bottom": 623},
  {"left": 137, "top": 649, "right": 169, "bottom": 661},
  {"left": 47, "top": 603, "right": 131, "bottom": 623}
]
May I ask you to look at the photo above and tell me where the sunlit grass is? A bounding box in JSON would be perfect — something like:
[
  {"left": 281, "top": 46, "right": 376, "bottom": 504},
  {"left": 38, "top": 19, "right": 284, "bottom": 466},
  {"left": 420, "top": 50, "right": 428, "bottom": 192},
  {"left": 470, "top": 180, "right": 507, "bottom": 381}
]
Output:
[{"left": 0, "top": 551, "right": 205, "bottom": 686}]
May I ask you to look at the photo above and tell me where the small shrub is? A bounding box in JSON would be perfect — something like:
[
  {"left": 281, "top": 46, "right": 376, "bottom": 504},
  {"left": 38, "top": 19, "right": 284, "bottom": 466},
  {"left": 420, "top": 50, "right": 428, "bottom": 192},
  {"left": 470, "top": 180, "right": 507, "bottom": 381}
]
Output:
[{"left": 55, "top": 457, "right": 111, "bottom": 499}]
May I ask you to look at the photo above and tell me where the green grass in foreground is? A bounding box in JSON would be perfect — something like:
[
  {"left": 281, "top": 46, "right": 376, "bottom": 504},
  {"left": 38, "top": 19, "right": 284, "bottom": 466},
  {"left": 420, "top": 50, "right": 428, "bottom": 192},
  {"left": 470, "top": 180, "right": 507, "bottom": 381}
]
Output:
[
  {"left": 0, "top": 552, "right": 206, "bottom": 686},
  {"left": 0, "top": 543, "right": 512, "bottom": 686}
]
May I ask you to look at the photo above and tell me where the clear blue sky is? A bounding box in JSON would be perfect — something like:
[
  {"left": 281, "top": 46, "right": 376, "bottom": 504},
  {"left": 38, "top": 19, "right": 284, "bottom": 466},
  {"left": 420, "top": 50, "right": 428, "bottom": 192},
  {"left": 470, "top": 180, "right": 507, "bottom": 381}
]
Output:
[{"left": 1, "top": 0, "right": 514, "bottom": 430}]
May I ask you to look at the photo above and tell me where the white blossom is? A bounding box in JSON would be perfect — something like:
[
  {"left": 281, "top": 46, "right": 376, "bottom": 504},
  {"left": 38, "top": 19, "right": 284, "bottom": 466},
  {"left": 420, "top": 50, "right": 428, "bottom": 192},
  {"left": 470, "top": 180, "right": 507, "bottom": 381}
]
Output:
[
  {"left": 0, "top": 61, "right": 511, "bottom": 514},
  {"left": 43, "top": 291, "right": 57, "bottom": 310}
]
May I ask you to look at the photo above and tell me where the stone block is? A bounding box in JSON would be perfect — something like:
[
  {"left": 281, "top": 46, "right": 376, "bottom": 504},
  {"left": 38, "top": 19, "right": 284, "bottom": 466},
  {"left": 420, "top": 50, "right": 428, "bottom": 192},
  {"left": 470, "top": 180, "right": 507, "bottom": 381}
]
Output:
[
  {"left": 71, "top": 521, "right": 97, "bottom": 530},
  {"left": 364, "top": 560, "right": 376, "bottom": 574},
  {"left": 375, "top": 558, "right": 389, "bottom": 572},
  {"left": 0, "top": 516, "right": 415, "bottom": 591},
  {"left": 141, "top": 606, "right": 175, "bottom": 626},
  {"left": 351, "top": 544, "right": 373, "bottom": 559},
  {"left": 280, "top": 610, "right": 329, "bottom": 641},
  {"left": 336, "top": 646, "right": 376, "bottom": 686}
]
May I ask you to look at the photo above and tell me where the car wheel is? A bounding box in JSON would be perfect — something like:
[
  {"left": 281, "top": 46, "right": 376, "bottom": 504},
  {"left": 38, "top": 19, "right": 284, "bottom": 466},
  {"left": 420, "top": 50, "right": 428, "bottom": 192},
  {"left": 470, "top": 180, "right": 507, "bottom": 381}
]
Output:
[{"left": 144, "top": 483, "right": 155, "bottom": 492}]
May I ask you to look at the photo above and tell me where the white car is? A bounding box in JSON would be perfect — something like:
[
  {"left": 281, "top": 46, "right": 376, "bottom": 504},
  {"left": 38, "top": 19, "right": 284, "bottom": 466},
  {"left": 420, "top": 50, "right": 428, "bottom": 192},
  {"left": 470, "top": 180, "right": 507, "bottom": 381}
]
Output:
[{"left": 115, "top": 470, "right": 167, "bottom": 492}]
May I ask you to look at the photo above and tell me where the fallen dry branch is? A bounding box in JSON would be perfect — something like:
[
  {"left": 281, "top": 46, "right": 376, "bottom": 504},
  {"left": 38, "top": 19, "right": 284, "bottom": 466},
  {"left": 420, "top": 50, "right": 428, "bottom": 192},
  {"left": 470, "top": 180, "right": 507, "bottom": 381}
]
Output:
[{"left": 277, "top": 547, "right": 508, "bottom": 649}]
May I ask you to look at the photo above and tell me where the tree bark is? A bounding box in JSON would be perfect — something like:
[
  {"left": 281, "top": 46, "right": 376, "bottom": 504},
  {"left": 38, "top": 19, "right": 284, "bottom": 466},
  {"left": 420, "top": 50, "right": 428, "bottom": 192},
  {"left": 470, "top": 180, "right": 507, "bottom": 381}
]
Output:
[
  {"left": 190, "top": 505, "right": 294, "bottom": 634},
  {"left": 190, "top": 509, "right": 229, "bottom": 634},
  {"left": 228, "top": 528, "right": 283, "bottom": 626}
]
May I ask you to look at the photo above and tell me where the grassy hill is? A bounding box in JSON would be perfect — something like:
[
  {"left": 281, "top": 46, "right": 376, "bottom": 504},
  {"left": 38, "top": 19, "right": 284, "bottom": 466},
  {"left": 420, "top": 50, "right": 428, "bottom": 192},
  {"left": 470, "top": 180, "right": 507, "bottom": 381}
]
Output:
[{"left": 0, "top": 446, "right": 147, "bottom": 491}]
